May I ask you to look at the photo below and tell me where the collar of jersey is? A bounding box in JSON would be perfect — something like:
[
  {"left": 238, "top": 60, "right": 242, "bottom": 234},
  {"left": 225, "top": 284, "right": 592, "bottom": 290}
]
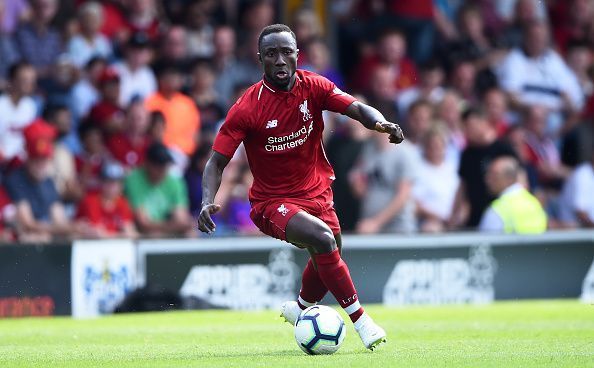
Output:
[{"left": 261, "top": 74, "right": 302, "bottom": 96}]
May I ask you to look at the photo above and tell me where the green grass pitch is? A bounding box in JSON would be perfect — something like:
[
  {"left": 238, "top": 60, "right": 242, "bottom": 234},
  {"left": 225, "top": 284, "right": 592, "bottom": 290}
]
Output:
[{"left": 0, "top": 300, "right": 592, "bottom": 367}]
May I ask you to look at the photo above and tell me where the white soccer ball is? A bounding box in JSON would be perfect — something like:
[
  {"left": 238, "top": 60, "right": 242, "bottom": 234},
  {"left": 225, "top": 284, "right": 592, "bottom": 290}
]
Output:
[{"left": 294, "top": 305, "right": 346, "bottom": 355}]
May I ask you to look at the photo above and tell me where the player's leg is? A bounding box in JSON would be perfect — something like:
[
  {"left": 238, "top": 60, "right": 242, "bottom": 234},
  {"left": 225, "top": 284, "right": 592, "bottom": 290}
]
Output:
[{"left": 285, "top": 212, "right": 386, "bottom": 349}]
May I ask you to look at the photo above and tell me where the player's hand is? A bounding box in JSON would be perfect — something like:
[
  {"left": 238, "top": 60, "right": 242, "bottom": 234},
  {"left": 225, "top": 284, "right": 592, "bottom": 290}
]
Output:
[
  {"left": 375, "top": 121, "right": 404, "bottom": 144},
  {"left": 198, "top": 203, "right": 221, "bottom": 234}
]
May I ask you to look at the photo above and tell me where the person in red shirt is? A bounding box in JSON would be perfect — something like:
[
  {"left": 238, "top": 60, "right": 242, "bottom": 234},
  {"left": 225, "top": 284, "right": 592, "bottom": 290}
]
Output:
[
  {"left": 106, "top": 99, "right": 150, "bottom": 169},
  {"left": 352, "top": 29, "right": 417, "bottom": 94},
  {"left": 198, "top": 24, "right": 404, "bottom": 350},
  {"left": 88, "top": 67, "right": 125, "bottom": 135},
  {"left": 76, "top": 161, "right": 137, "bottom": 239}
]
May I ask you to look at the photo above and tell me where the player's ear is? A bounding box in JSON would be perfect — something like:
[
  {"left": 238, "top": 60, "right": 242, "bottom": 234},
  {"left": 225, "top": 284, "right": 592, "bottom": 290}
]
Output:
[
  {"left": 257, "top": 52, "right": 262, "bottom": 63},
  {"left": 296, "top": 48, "right": 299, "bottom": 60}
]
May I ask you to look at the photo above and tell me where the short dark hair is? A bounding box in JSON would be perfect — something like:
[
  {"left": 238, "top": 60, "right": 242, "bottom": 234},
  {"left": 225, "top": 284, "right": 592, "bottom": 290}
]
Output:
[
  {"left": 461, "top": 106, "right": 485, "bottom": 122},
  {"left": 8, "top": 61, "right": 33, "bottom": 81},
  {"left": 258, "top": 24, "right": 297, "bottom": 52}
]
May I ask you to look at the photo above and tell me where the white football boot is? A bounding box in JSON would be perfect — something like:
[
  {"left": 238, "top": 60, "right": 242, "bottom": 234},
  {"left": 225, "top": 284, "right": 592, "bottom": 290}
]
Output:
[
  {"left": 280, "top": 301, "right": 302, "bottom": 325},
  {"left": 354, "top": 314, "right": 387, "bottom": 350}
]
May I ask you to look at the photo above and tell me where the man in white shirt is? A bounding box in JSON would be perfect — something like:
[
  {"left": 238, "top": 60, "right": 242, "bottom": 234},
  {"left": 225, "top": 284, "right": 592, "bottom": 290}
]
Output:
[
  {"left": 112, "top": 32, "right": 157, "bottom": 106},
  {"left": 0, "top": 62, "right": 38, "bottom": 162},
  {"left": 558, "top": 152, "right": 594, "bottom": 228},
  {"left": 479, "top": 156, "right": 547, "bottom": 233},
  {"left": 496, "top": 21, "right": 583, "bottom": 134}
]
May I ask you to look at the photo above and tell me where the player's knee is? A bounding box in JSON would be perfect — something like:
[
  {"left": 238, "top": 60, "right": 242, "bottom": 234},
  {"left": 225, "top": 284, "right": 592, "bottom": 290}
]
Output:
[{"left": 311, "top": 230, "right": 337, "bottom": 254}]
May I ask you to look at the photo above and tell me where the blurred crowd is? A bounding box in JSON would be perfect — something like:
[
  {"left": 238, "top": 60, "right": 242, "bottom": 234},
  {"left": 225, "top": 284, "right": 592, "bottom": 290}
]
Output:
[{"left": 0, "top": 0, "right": 593, "bottom": 242}]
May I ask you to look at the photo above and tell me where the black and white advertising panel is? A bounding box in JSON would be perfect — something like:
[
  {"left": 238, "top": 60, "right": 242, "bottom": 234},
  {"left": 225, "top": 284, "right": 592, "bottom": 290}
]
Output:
[{"left": 138, "top": 231, "right": 594, "bottom": 309}]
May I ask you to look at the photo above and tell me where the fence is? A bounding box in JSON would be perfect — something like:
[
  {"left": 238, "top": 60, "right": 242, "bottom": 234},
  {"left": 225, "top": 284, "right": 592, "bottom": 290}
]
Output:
[{"left": 1, "top": 231, "right": 594, "bottom": 318}]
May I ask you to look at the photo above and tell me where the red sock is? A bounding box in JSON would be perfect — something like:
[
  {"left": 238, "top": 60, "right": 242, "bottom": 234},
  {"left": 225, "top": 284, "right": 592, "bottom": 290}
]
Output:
[
  {"left": 313, "top": 249, "right": 365, "bottom": 323},
  {"left": 297, "top": 258, "right": 328, "bottom": 310}
]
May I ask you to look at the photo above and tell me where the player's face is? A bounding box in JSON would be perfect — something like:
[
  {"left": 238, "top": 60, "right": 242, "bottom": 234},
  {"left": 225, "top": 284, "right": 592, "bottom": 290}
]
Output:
[{"left": 259, "top": 32, "right": 298, "bottom": 90}]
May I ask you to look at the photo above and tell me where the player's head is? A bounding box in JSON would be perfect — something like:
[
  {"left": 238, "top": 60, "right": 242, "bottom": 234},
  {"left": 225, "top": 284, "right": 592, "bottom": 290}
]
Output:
[{"left": 258, "top": 24, "right": 298, "bottom": 90}]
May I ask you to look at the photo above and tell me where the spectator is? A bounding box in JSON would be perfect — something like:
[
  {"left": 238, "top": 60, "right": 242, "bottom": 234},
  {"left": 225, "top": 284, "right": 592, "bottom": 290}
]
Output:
[
  {"left": 43, "top": 106, "right": 82, "bottom": 202},
  {"left": 0, "top": 62, "right": 38, "bottom": 163},
  {"left": 71, "top": 57, "right": 107, "bottom": 125},
  {"left": 522, "top": 105, "right": 569, "bottom": 189},
  {"left": 187, "top": 60, "right": 224, "bottom": 137},
  {"left": 364, "top": 65, "right": 398, "bottom": 125},
  {"left": 156, "top": 26, "right": 191, "bottom": 72},
  {"left": 67, "top": 2, "right": 112, "bottom": 68},
  {"left": 352, "top": 130, "right": 417, "bottom": 234},
  {"left": 147, "top": 110, "right": 166, "bottom": 143},
  {"left": 436, "top": 90, "right": 466, "bottom": 167},
  {"left": 4, "top": 120, "right": 72, "bottom": 242},
  {"left": 0, "top": 26, "right": 19, "bottom": 91},
  {"left": 215, "top": 163, "right": 259, "bottom": 236},
  {"left": 184, "top": 144, "right": 211, "bottom": 216},
  {"left": 145, "top": 62, "right": 201, "bottom": 163},
  {"left": 389, "top": 1, "right": 436, "bottom": 64},
  {"left": 499, "top": 0, "right": 547, "bottom": 49},
  {"left": 214, "top": 25, "right": 261, "bottom": 109},
  {"left": 484, "top": 88, "right": 513, "bottom": 137},
  {"left": 112, "top": 32, "right": 157, "bottom": 106},
  {"left": 75, "top": 122, "right": 111, "bottom": 192},
  {"left": 89, "top": 67, "right": 125, "bottom": 135},
  {"left": 450, "top": 108, "right": 517, "bottom": 229},
  {"left": 76, "top": 161, "right": 137, "bottom": 238},
  {"left": 561, "top": 115, "right": 594, "bottom": 168},
  {"left": 303, "top": 37, "right": 344, "bottom": 88},
  {"left": 552, "top": 0, "right": 594, "bottom": 54},
  {"left": 13, "top": 0, "right": 62, "bottom": 77},
  {"left": 0, "top": 0, "right": 30, "bottom": 34},
  {"left": 405, "top": 99, "right": 435, "bottom": 158},
  {"left": 41, "top": 56, "right": 78, "bottom": 111},
  {"left": 124, "top": 0, "right": 162, "bottom": 41},
  {"left": 441, "top": 4, "right": 506, "bottom": 71},
  {"left": 352, "top": 29, "right": 417, "bottom": 94},
  {"left": 327, "top": 95, "right": 373, "bottom": 232},
  {"left": 566, "top": 40, "right": 594, "bottom": 101},
  {"left": 558, "top": 150, "right": 594, "bottom": 227},
  {"left": 292, "top": 7, "right": 323, "bottom": 67},
  {"left": 184, "top": 0, "right": 215, "bottom": 58},
  {"left": 449, "top": 59, "right": 479, "bottom": 104},
  {"left": 106, "top": 99, "right": 150, "bottom": 169},
  {"left": 479, "top": 156, "right": 547, "bottom": 233},
  {"left": 414, "top": 125, "right": 460, "bottom": 233},
  {"left": 0, "top": 185, "right": 16, "bottom": 241},
  {"left": 124, "top": 142, "right": 192, "bottom": 237},
  {"left": 496, "top": 20, "right": 583, "bottom": 135},
  {"left": 397, "top": 60, "right": 445, "bottom": 121}
]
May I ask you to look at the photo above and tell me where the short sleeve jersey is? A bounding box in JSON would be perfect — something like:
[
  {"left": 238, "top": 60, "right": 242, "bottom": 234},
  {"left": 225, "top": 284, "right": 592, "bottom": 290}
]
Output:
[{"left": 213, "top": 70, "right": 356, "bottom": 202}]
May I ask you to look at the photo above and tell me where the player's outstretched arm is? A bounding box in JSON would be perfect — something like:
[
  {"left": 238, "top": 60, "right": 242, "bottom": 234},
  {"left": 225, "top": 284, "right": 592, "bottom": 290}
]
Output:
[
  {"left": 198, "top": 151, "right": 231, "bottom": 234},
  {"left": 343, "top": 101, "right": 404, "bottom": 144}
]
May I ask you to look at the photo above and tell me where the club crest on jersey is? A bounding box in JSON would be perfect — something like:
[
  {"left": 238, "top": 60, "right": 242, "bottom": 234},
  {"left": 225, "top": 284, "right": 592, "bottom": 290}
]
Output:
[
  {"left": 266, "top": 119, "right": 278, "bottom": 129},
  {"left": 299, "top": 100, "right": 312, "bottom": 121},
  {"left": 277, "top": 204, "right": 290, "bottom": 216}
]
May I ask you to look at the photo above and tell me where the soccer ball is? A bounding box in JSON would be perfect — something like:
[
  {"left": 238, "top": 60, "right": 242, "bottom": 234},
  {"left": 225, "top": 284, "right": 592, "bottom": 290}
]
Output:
[{"left": 294, "top": 305, "right": 346, "bottom": 355}]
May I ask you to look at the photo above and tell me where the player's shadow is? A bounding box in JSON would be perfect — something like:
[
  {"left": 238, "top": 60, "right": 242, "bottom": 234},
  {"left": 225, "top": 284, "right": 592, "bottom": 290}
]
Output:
[{"left": 195, "top": 349, "right": 369, "bottom": 358}]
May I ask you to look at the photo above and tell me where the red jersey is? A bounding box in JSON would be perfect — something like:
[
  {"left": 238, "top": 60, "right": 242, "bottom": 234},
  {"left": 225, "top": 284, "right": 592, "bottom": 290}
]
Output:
[
  {"left": 76, "top": 193, "right": 133, "bottom": 234},
  {"left": 106, "top": 134, "right": 149, "bottom": 168},
  {"left": 213, "top": 70, "right": 356, "bottom": 202}
]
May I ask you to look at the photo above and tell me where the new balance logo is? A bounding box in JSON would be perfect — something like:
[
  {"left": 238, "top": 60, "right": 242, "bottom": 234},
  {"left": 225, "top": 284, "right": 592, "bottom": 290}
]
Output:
[
  {"left": 277, "top": 204, "right": 290, "bottom": 216},
  {"left": 299, "top": 100, "right": 312, "bottom": 121},
  {"left": 266, "top": 119, "right": 278, "bottom": 129}
]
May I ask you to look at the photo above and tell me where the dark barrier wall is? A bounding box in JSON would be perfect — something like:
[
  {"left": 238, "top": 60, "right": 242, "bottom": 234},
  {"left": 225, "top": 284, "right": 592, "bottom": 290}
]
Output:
[
  {"left": 138, "top": 232, "right": 594, "bottom": 309},
  {"left": 0, "top": 244, "right": 71, "bottom": 317}
]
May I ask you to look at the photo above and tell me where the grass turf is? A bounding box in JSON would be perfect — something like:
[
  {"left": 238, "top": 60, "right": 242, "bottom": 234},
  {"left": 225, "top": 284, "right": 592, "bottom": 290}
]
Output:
[{"left": 0, "top": 300, "right": 592, "bottom": 367}]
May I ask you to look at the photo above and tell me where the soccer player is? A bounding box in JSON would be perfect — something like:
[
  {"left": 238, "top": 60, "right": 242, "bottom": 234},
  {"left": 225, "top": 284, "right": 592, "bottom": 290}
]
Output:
[{"left": 198, "top": 24, "right": 404, "bottom": 350}]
